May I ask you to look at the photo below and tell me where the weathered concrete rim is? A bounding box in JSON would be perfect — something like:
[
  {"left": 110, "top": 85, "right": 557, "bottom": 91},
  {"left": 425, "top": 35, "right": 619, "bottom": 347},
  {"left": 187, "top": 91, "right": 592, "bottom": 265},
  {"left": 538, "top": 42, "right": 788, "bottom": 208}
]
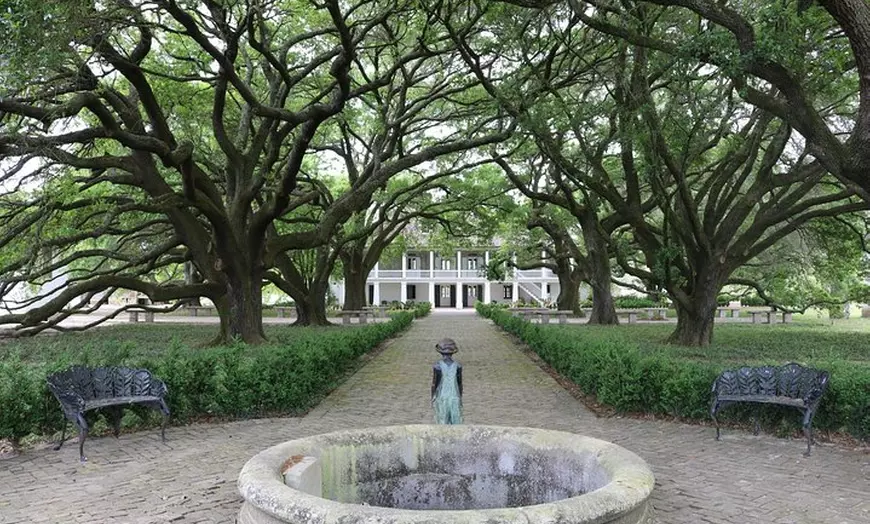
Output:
[{"left": 238, "top": 424, "right": 655, "bottom": 523}]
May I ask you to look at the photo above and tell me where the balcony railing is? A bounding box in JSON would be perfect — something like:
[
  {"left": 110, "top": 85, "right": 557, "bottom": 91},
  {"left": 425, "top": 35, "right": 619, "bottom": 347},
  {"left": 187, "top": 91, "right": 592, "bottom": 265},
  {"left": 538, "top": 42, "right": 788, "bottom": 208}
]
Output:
[{"left": 370, "top": 268, "right": 555, "bottom": 280}]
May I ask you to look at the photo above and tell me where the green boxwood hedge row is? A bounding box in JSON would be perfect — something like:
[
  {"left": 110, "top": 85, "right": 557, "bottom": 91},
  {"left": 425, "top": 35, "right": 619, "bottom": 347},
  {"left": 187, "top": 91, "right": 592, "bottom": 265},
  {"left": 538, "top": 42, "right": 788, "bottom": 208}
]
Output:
[
  {"left": 0, "top": 310, "right": 421, "bottom": 444},
  {"left": 477, "top": 303, "right": 870, "bottom": 441}
]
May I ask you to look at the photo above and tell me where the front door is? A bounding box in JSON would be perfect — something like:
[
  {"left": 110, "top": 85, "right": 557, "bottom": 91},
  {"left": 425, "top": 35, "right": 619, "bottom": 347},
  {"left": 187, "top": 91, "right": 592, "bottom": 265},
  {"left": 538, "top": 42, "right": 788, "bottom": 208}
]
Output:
[
  {"left": 449, "top": 285, "right": 456, "bottom": 308},
  {"left": 434, "top": 285, "right": 441, "bottom": 308}
]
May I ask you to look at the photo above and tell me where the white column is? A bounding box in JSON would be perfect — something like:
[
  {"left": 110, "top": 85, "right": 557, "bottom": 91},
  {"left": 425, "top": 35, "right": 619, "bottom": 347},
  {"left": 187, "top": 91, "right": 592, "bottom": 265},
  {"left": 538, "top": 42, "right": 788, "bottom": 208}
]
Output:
[
  {"left": 512, "top": 282, "right": 518, "bottom": 304},
  {"left": 484, "top": 282, "right": 491, "bottom": 304},
  {"left": 541, "top": 250, "right": 547, "bottom": 278},
  {"left": 373, "top": 261, "right": 379, "bottom": 279},
  {"left": 428, "top": 281, "right": 435, "bottom": 307},
  {"left": 457, "top": 282, "right": 463, "bottom": 309},
  {"left": 373, "top": 283, "right": 381, "bottom": 306},
  {"left": 485, "top": 250, "right": 490, "bottom": 268},
  {"left": 541, "top": 282, "right": 547, "bottom": 301},
  {"left": 456, "top": 250, "right": 462, "bottom": 278},
  {"left": 402, "top": 252, "right": 407, "bottom": 279},
  {"left": 401, "top": 283, "right": 407, "bottom": 303},
  {"left": 429, "top": 251, "right": 435, "bottom": 278}
]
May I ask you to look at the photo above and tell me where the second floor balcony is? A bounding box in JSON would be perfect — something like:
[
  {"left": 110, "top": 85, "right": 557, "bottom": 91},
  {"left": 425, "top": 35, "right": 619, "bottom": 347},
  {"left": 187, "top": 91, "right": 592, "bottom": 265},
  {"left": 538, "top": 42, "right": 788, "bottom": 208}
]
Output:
[{"left": 370, "top": 268, "right": 554, "bottom": 281}]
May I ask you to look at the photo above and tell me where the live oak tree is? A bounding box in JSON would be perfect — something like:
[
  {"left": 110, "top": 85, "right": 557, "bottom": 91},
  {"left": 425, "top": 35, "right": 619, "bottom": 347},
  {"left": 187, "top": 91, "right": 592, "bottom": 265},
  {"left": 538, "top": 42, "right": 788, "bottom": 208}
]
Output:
[
  {"left": 726, "top": 214, "right": 870, "bottom": 315},
  {"left": 0, "top": 0, "right": 463, "bottom": 342},
  {"left": 306, "top": 18, "right": 513, "bottom": 312},
  {"left": 503, "top": 0, "right": 870, "bottom": 200},
  {"left": 453, "top": 1, "right": 867, "bottom": 344},
  {"left": 267, "top": 8, "right": 513, "bottom": 316},
  {"left": 520, "top": 203, "right": 589, "bottom": 313},
  {"left": 608, "top": 45, "right": 866, "bottom": 345}
]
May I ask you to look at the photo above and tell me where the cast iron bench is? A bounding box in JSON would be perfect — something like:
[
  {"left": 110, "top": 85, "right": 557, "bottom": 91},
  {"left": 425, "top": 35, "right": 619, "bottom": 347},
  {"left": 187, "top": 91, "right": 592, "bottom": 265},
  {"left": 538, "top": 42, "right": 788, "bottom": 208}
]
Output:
[
  {"left": 47, "top": 366, "right": 170, "bottom": 461},
  {"left": 710, "top": 362, "right": 829, "bottom": 455}
]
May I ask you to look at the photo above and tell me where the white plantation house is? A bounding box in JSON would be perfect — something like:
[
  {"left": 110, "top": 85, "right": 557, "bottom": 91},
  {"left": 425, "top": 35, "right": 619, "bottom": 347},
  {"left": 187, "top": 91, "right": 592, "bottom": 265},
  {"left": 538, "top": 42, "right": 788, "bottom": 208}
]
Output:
[{"left": 331, "top": 247, "right": 570, "bottom": 309}]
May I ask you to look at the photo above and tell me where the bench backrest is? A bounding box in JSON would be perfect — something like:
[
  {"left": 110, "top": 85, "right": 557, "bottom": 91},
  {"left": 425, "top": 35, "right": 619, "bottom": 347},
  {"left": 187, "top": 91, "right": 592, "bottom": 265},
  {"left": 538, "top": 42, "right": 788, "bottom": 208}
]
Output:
[
  {"left": 47, "top": 366, "right": 167, "bottom": 400},
  {"left": 712, "top": 362, "right": 828, "bottom": 404}
]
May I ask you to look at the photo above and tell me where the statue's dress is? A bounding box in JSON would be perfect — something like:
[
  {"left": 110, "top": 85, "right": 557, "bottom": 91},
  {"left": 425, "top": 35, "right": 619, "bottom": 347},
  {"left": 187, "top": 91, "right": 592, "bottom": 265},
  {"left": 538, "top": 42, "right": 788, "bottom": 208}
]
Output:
[{"left": 433, "top": 359, "right": 463, "bottom": 424}]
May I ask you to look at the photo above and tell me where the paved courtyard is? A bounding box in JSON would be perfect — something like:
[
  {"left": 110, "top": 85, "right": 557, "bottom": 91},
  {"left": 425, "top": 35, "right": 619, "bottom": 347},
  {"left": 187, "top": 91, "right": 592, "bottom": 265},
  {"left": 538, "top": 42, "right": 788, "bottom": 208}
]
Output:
[{"left": 1, "top": 311, "right": 868, "bottom": 523}]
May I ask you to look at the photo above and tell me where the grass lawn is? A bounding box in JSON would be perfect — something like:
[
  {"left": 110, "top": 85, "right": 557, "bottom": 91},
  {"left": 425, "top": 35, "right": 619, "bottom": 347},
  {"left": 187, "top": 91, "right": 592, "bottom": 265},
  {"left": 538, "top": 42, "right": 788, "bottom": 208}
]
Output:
[{"left": 551, "top": 315, "right": 870, "bottom": 366}]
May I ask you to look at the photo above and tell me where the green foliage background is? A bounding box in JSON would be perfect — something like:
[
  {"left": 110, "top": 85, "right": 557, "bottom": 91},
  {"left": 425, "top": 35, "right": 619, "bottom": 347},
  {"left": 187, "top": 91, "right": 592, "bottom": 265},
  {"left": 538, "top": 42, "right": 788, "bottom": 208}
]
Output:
[
  {"left": 0, "top": 307, "right": 429, "bottom": 443},
  {"left": 477, "top": 304, "right": 870, "bottom": 441}
]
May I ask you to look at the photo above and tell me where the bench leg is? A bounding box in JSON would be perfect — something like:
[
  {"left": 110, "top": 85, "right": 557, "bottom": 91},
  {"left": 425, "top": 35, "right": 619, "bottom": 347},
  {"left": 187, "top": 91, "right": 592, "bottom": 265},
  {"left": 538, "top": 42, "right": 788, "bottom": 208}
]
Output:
[
  {"left": 54, "top": 421, "right": 68, "bottom": 451},
  {"left": 161, "top": 412, "right": 169, "bottom": 442},
  {"left": 107, "top": 406, "right": 123, "bottom": 438},
  {"left": 711, "top": 403, "right": 721, "bottom": 440},
  {"left": 77, "top": 417, "right": 89, "bottom": 462},
  {"left": 802, "top": 409, "right": 816, "bottom": 457}
]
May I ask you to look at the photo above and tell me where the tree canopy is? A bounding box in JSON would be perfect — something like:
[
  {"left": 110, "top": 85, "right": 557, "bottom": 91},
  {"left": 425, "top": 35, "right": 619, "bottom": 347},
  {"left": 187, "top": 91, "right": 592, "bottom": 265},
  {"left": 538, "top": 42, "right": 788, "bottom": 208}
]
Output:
[{"left": 2, "top": 0, "right": 868, "bottom": 346}]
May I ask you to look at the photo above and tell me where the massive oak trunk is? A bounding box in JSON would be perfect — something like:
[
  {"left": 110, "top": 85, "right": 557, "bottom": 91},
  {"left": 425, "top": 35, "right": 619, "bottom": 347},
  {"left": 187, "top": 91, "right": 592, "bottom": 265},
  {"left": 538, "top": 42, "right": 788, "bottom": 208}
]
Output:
[
  {"left": 580, "top": 211, "right": 618, "bottom": 324},
  {"left": 343, "top": 272, "right": 369, "bottom": 311},
  {"left": 555, "top": 270, "right": 583, "bottom": 314},
  {"left": 667, "top": 267, "right": 723, "bottom": 346},
  {"left": 589, "top": 279, "right": 618, "bottom": 324},
  {"left": 668, "top": 295, "right": 718, "bottom": 347},
  {"left": 183, "top": 262, "right": 203, "bottom": 306},
  {"left": 222, "top": 267, "right": 266, "bottom": 344},
  {"left": 295, "top": 281, "right": 331, "bottom": 326},
  {"left": 342, "top": 249, "right": 371, "bottom": 311}
]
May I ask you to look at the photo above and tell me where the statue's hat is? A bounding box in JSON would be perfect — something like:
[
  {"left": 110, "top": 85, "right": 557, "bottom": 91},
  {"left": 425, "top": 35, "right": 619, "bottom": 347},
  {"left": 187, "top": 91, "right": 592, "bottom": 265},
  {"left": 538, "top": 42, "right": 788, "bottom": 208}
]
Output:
[{"left": 435, "top": 338, "right": 458, "bottom": 355}]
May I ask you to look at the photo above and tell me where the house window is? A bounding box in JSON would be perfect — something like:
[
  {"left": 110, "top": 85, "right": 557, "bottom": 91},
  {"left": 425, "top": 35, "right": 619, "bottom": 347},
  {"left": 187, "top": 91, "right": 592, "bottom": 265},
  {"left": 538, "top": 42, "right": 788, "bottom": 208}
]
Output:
[
  {"left": 407, "top": 284, "right": 416, "bottom": 300},
  {"left": 441, "top": 286, "right": 452, "bottom": 298},
  {"left": 467, "top": 258, "right": 478, "bottom": 270},
  {"left": 407, "top": 257, "right": 418, "bottom": 270},
  {"left": 503, "top": 285, "right": 513, "bottom": 299},
  {"left": 546, "top": 284, "right": 551, "bottom": 294},
  {"left": 441, "top": 259, "right": 452, "bottom": 270}
]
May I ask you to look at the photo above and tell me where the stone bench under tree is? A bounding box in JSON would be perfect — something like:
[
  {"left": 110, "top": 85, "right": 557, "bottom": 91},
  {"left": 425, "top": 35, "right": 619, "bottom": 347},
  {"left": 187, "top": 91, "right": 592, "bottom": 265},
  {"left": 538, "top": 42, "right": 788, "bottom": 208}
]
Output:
[
  {"left": 185, "top": 305, "right": 216, "bottom": 316},
  {"left": 47, "top": 366, "right": 170, "bottom": 462},
  {"left": 338, "top": 310, "right": 374, "bottom": 324}
]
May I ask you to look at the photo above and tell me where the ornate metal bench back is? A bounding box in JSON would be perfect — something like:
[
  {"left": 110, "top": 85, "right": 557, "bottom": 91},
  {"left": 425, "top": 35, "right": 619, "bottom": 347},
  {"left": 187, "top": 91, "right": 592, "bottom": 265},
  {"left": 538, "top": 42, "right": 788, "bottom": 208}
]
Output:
[
  {"left": 47, "top": 366, "right": 167, "bottom": 401},
  {"left": 713, "top": 362, "right": 828, "bottom": 404}
]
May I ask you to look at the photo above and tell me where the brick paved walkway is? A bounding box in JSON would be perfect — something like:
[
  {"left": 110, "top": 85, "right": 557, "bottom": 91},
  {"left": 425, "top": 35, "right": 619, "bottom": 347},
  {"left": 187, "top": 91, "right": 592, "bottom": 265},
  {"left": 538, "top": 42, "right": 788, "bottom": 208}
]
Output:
[{"left": 1, "top": 311, "right": 868, "bottom": 523}]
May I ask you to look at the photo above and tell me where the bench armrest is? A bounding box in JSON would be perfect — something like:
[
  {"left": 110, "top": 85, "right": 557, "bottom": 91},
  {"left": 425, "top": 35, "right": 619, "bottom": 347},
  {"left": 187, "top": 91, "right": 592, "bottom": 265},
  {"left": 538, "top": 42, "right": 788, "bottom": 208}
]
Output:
[
  {"left": 47, "top": 384, "right": 86, "bottom": 414},
  {"left": 151, "top": 377, "right": 169, "bottom": 398}
]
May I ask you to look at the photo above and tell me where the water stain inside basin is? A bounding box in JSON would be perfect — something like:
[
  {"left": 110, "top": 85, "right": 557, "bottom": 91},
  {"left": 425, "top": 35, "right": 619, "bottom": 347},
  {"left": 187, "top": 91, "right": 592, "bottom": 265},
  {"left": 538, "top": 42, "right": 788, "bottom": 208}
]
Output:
[{"left": 320, "top": 439, "right": 607, "bottom": 510}]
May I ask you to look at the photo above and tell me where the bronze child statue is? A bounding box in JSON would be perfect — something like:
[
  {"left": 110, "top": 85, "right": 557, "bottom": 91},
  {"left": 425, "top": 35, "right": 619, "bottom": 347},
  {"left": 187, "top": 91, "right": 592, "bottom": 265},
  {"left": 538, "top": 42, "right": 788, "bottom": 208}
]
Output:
[{"left": 431, "top": 338, "right": 463, "bottom": 424}]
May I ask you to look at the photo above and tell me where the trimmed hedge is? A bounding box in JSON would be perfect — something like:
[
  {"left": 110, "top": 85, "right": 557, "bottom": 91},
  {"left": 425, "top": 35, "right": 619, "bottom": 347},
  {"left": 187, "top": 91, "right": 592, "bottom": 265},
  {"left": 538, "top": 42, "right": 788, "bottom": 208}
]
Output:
[
  {"left": 477, "top": 303, "right": 870, "bottom": 440},
  {"left": 0, "top": 311, "right": 417, "bottom": 444}
]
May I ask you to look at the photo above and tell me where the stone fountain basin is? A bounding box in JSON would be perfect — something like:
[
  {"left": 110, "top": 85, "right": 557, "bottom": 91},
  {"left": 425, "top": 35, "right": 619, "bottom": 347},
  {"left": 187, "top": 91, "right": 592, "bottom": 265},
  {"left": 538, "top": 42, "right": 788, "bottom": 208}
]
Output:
[{"left": 238, "top": 424, "right": 655, "bottom": 524}]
